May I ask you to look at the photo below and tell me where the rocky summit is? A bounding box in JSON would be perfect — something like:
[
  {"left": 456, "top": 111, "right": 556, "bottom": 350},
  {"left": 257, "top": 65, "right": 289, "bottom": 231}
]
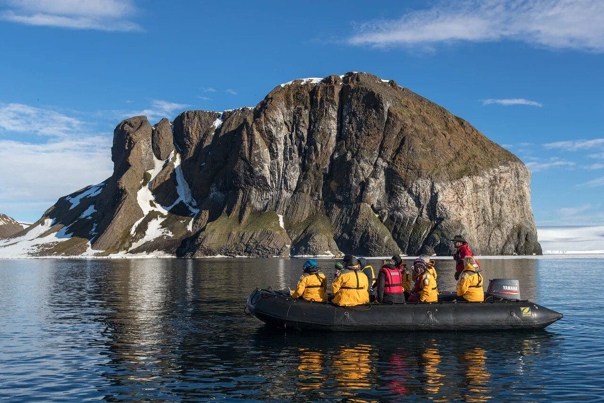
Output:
[
  {"left": 0, "top": 213, "right": 24, "bottom": 239},
  {"left": 13, "top": 72, "right": 541, "bottom": 257}
]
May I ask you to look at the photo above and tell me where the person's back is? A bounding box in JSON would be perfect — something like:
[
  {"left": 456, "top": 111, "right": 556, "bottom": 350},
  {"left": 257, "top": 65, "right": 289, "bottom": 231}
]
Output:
[
  {"left": 416, "top": 271, "right": 438, "bottom": 302},
  {"left": 456, "top": 257, "right": 484, "bottom": 302},
  {"left": 376, "top": 263, "right": 405, "bottom": 304},
  {"left": 331, "top": 256, "right": 370, "bottom": 306},
  {"left": 291, "top": 260, "right": 328, "bottom": 303}
]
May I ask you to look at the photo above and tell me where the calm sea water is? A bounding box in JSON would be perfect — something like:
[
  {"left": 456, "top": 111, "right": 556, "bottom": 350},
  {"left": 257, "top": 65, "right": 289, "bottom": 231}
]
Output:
[{"left": 0, "top": 256, "right": 602, "bottom": 402}]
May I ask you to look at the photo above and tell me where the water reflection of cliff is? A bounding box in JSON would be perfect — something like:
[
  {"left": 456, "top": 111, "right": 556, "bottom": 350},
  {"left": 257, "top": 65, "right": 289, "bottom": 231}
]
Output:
[{"left": 61, "top": 258, "right": 290, "bottom": 400}]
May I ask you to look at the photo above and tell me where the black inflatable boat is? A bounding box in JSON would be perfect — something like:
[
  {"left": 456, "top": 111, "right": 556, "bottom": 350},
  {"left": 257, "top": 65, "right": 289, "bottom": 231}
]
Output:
[{"left": 246, "top": 281, "right": 563, "bottom": 332}]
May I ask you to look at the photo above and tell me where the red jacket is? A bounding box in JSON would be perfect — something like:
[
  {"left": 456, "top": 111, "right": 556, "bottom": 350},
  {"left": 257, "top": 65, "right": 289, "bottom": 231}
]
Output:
[{"left": 454, "top": 243, "right": 473, "bottom": 273}]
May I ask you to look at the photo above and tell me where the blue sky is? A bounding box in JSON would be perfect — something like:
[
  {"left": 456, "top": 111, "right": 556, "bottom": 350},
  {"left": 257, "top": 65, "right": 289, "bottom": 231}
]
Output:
[{"left": 0, "top": 0, "right": 603, "bottom": 228}]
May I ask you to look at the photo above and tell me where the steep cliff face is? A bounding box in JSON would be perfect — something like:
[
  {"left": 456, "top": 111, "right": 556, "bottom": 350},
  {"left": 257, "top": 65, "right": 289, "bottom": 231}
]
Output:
[{"left": 22, "top": 72, "right": 541, "bottom": 257}]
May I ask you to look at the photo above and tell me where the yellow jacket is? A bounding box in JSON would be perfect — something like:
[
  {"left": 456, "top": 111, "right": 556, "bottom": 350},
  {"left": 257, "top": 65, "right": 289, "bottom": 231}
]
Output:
[
  {"left": 402, "top": 266, "right": 414, "bottom": 292},
  {"left": 426, "top": 261, "right": 439, "bottom": 294},
  {"left": 456, "top": 264, "right": 484, "bottom": 302},
  {"left": 417, "top": 272, "right": 439, "bottom": 303},
  {"left": 331, "top": 269, "right": 370, "bottom": 306},
  {"left": 291, "top": 271, "right": 327, "bottom": 302}
]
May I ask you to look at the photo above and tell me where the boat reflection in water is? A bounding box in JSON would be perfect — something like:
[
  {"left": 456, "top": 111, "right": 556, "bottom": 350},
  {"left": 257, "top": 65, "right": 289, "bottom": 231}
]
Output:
[
  {"left": 250, "top": 328, "right": 559, "bottom": 402},
  {"left": 332, "top": 344, "right": 376, "bottom": 400},
  {"left": 459, "top": 347, "right": 491, "bottom": 402}
]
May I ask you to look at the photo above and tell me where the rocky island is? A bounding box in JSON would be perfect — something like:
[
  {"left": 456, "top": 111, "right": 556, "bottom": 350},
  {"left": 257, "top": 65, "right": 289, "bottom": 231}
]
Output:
[{"left": 3, "top": 72, "right": 541, "bottom": 257}]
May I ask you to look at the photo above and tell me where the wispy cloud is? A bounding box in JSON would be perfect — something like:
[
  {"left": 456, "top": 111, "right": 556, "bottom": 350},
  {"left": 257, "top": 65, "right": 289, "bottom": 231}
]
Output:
[
  {"left": 482, "top": 98, "right": 543, "bottom": 107},
  {"left": 544, "top": 138, "right": 604, "bottom": 151},
  {"left": 558, "top": 203, "right": 595, "bottom": 217},
  {"left": 226, "top": 89, "right": 238, "bottom": 96},
  {"left": 525, "top": 158, "right": 574, "bottom": 172},
  {"left": 128, "top": 100, "right": 189, "bottom": 123},
  {"left": 0, "top": 103, "right": 82, "bottom": 137},
  {"left": 0, "top": 0, "right": 142, "bottom": 31},
  {"left": 580, "top": 177, "right": 604, "bottom": 188},
  {"left": 347, "top": 0, "right": 604, "bottom": 53}
]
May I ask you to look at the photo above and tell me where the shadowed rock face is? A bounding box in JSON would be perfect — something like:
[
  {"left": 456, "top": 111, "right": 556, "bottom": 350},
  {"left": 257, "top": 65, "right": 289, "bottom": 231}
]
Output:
[{"left": 33, "top": 72, "right": 541, "bottom": 257}]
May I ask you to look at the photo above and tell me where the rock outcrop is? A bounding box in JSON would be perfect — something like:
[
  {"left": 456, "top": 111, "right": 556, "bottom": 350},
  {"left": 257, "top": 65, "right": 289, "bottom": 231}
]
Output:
[
  {"left": 0, "top": 213, "right": 24, "bottom": 238},
  {"left": 17, "top": 72, "right": 542, "bottom": 257}
]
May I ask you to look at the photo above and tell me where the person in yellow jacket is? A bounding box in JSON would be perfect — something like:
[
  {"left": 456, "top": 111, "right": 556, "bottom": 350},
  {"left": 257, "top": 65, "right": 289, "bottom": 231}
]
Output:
[
  {"left": 408, "top": 257, "right": 438, "bottom": 303},
  {"left": 331, "top": 255, "right": 370, "bottom": 306},
  {"left": 456, "top": 256, "right": 484, "bottom": 302},
  {"left": 290, "top": 259, "right": 328, "bottom": 303},
  {"left": 425, "top": 257, "right": 439, "bottom": 295}
]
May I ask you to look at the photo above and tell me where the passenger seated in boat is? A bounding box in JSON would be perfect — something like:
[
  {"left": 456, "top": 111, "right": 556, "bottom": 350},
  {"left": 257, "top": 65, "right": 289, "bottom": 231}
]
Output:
[
  {"left": 290, "top": 259, "right": 328, "bottom": 303},
  {"left": 375, "top": 257, "right": 406, "bottom": 304},
  {"left": 408, "top": 257, "right": 438, "bottom": 303},
  {"left": 331, "top": 255, "right": 370, "bottom": 306},
  {"left": 358, "top": 257, "right": 376, "bottom": 292},
  {"left": 456, "top": 256, "right": 484, "bottom": 302},
  {"left": 426, "top": 259, "right": 438, "bottom": 282}
]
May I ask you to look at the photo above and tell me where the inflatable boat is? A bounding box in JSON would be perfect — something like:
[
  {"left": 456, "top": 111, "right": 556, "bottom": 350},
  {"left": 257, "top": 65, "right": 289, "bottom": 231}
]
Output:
[{"left": 245, "top": 280, "right": 563, "bottom": 332}]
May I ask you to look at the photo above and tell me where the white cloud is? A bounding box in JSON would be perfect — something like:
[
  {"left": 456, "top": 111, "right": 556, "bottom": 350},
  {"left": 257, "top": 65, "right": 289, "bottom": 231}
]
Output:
[
  {"left": 0, "top": 0, "right": 141, "bottom": 31},
  {"left": 558, "top": 204, "right": 594, "bottom": 217},
  {"left": 0, "top": 137, "right": 112, "bottom": 221},
  {"left": 226, "top": 89, "right": 238, "bottom": 96},
  {"left": 482, "top": 98, "right": 543, "bottom": 107},
  {"left": 538, "top": 225, "right": 604, "bottom": 253},
  {"left": 544, "top": 138, "right": 604, "bottom": 151},
  {"left": 0, "top": 103, "right": 113, "bottom": 222},
  {"left": 579, "top": 176, "right": 604, "bottom": 188},
  {"left": 347, "top": 0, "right": 604, "bottom": 53},
  {"left": 128, "top": 100, "right": 189, "bottom": 123},
  {"left": 0, "top": 103, "right": 82, "bottom": 137},
  {"left": 586, "top": 163, "right": 604, "bottom": 170},
  {"left": 525, "top": 158, "right": 574, "bottom": 172}
]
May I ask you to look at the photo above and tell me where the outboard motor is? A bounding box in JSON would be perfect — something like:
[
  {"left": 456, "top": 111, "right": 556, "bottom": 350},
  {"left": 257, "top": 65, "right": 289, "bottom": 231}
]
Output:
[{"left": 486, "top": 278, "right": 521, "bottom": 300}]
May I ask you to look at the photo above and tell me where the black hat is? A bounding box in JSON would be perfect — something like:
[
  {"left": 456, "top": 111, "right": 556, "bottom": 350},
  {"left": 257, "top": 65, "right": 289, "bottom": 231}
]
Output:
[
  {"left": 347, "top": 257, "right": 359, "bottom": 267},
  {"left": 452, "top": 235, "right": 466, "bottom": 243},
  {"left": 392, "top": 255, "right": 403, "bottom": 266}
]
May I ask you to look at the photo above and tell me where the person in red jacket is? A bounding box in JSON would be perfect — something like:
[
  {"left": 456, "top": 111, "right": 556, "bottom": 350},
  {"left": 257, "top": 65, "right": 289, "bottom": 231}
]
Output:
[
  {"left": 375, "top": 257, "right": 406, "bottom": 304},
  {"left": 452, "top": 235, "right": 473, "bottom": 280}
]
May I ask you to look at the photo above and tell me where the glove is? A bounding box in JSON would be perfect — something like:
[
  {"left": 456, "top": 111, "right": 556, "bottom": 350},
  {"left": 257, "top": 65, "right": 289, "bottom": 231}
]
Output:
[{"left": 454, "top": 271, "right": 461, "bottom": 280}]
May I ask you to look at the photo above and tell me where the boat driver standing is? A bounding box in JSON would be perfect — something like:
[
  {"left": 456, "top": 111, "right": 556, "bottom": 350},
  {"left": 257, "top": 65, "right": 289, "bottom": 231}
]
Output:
[
  {"left": 290, "top": 259, "right": 328, "bottom": 303},
  {"left": 452, "top": 234, "right": 473, "bottom": 280}
]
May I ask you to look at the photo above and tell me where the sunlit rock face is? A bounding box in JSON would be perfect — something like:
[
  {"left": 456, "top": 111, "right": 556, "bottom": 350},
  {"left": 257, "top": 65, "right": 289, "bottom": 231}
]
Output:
[
  {"left": 30, "top": 72, "right": 542, "bottom": 257},
  {"left": 0, "top": 213, "right": 24, "bottom": 238}
]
